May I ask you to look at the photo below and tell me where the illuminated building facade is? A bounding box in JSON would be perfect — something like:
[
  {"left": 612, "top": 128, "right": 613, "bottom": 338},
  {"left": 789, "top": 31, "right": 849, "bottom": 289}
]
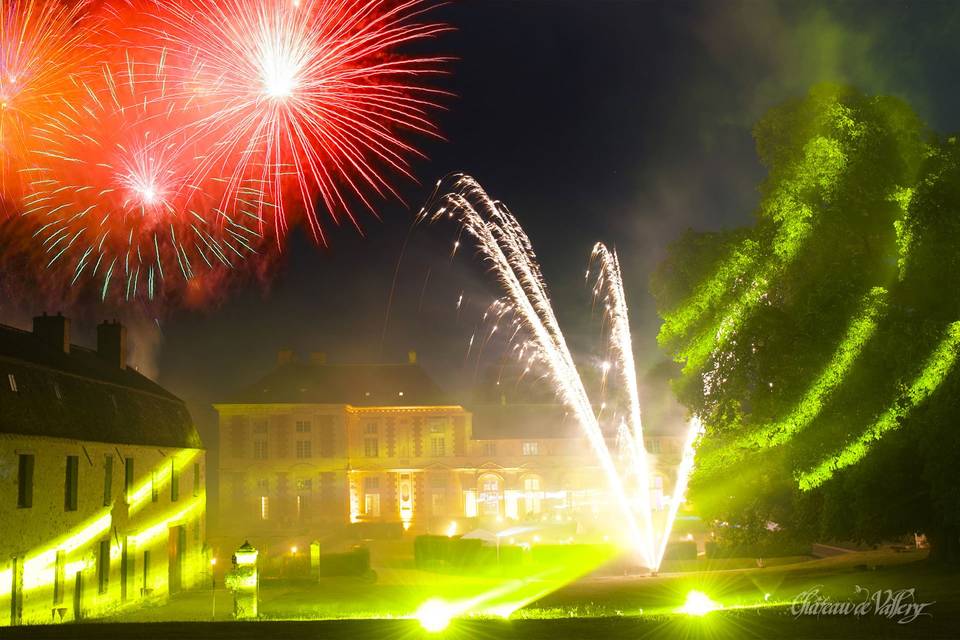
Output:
[
  {"left": 214, "top": 352, "right": 684, "bottom": 555},
  {"left": 0, "top": 315, "right": 206, "bottom": 626}
]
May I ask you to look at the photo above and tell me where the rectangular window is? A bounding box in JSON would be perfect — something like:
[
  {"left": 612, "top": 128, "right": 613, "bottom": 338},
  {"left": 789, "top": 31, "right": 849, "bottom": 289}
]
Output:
[
  {"left": 170, "top": 460, "right": 179, "bottom": 502},
  {"left": 151, "top": 470, "right": 158, "bottom": 502},
  {"left": 482, "top": 442, "right": 497, "bottom": 456},
  {"left": 522, "top": 441, "right": 539, "bottom": 456},
  {"left": 193, "top": 463, "right": 201, "bottom": 497},
  {"left": 364, "top": 437, "right": 379, "bottom": 458},
  {"left": 645, "top": 439, "right": 662, "bottom": 454},
  {"left": 142, "top": 550, "right": 151, "bottom": 593},
  {"left": 431, "top": 492, "right": 445, "bottom": 514},
  {"left": 103, "top": 455, "right": 113, "bottom": 506},
  {"left": 260, "top": 496, "right": 269, "bottom": 520},
  {"left": 97, "top": 539, "right": 110, "bottom": 594},
  {"left": 431, "top": 436, "right": 445, "bottom": 457},
  {"left": 296, "top": 478, "right": 313, "bottom": 491},
  {"left": 295, "top": 420, "right": 311, "bottom": 433},
  {"left": 65, "top": 455, "right": 79, "bottom": 511},
  {"left": 253, "top": 440, "right": 268, "bottom": 460},
  {"left": 364, "top": 422, "right": 378, "bottom": 435},
  {"left": 124, "top": 458, "right": 134, "bottom": 503},
  {"left": 296, "top": 440, "right": 312, "bottom": 459},
  {"left": 364, "top": 476, "right": 380, "bottom": 491},
  {"left": 53, "top": 550, "right": 66, "bottom": 604},
  {"left": 17, "top": 454, "right": 34, "bottom": 508},
  {"left": 7, "top": 373, "right": 17, "bottom": 392},
  {"left": 257, "top": 478, "right": 269, "bottom": 493},
  {"left": 364, "top": 493, "right": 380, "bottom": 517}
]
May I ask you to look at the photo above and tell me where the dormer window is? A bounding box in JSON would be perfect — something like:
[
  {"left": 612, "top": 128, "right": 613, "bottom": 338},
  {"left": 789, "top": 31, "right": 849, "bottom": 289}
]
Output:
[{"left": 7, "top": 373, "right": 17, "bottom": 392}]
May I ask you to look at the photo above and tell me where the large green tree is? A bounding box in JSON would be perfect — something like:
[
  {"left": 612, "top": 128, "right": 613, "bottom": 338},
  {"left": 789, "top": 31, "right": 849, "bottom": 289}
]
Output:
[{"left": 652, "top": 85, "right": 960, "bottom": 563}]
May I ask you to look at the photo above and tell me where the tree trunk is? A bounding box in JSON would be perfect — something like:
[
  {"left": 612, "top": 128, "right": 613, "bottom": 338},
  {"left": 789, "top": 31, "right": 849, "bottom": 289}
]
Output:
[{"left": 926, "top": 524, "right": 960, "bottom": 565}]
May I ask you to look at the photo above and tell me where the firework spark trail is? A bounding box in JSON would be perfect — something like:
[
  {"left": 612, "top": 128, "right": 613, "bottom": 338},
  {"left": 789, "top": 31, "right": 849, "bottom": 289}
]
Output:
[
  {"left": 148, "top": 0, "right": 451, "bottom": 244},
  {"left": 655, "top": 416, "right": 702, "bottom": 568},
  {"left": 422, "top": 174, "right": 662, "bottom": 568},
  {"left": 0, "top": 0, "right": 95, "bottom": 207},
  {"left": 589, "top": 243, "right": 656, "bottom": 567},
  {"left": 2, "top": 0, "right": 448, "bottom": 305},
  {"left": 21, "top": 47, "right": 268, "bottom": 302}
]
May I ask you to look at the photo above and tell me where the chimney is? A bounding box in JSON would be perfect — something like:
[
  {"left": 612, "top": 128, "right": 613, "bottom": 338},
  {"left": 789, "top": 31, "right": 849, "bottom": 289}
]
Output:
[
  {"left": 277, "top": 349, "right": 295, "bottom": 366},
  {"left": 33, "top": 312, "right": 71, "bottom": 354},
  {"left": 408, "top": 350, "right": 417, "bottom": 365},
  {"left": 97, "top": 320, "right": 127, "bottom": 369},
  {"left": 310, "top": 352, "right": 327, "bottom": 365}
]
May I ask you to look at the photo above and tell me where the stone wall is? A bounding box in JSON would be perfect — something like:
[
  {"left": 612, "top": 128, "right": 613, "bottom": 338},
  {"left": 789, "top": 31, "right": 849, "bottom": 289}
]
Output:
[{"left": 0, "top": 434, "right": 206, "bottom": 626}]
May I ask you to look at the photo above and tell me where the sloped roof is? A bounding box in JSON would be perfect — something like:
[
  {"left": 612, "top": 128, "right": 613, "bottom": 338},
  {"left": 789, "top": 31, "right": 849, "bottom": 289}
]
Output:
[
  {"left": 470, "top": 403, "right": 585, "bottom": 440},
  {"left": 0, "top": 324, "right": 201, "bottom": 449},
  {"left": 223, "top": 361, "right": 455, "bottom": 407}
]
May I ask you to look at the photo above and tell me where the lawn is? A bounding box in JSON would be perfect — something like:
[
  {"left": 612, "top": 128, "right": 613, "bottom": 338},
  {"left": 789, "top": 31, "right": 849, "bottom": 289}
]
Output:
[{"left": 5, "top": 547, "right": 958, "bottom": 639}]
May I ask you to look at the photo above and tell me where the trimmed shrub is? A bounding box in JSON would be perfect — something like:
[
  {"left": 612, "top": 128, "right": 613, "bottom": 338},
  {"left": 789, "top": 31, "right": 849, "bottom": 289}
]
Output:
[
  {"left": 663, "top": 541, "right": 698, "bottom": 561},
  {"left": 414, "top": 535, "right": 524, "bottom": 572},
  {"left": 349, "top": 521, "right": 403, "bottom": 540},
  {"left": 705, "top": 537, "right": 812, "bottom": 559},
  {"left": 317, "top": 546, "right": 370, "bottom": 577}
]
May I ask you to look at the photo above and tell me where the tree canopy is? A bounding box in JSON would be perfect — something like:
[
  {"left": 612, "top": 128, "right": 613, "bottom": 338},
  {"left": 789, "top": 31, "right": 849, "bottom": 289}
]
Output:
[{"left": 652, "top": 84, "right": 960, "bottom": 563}]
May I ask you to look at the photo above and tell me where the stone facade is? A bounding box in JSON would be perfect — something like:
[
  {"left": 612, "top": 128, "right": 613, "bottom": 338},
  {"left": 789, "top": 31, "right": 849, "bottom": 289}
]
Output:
[
  {"left": 0, "top": 316, "right": 207, "bottom": 626},
  {"left": 213, "top": 353, "right": 685, "bottom": 557}
]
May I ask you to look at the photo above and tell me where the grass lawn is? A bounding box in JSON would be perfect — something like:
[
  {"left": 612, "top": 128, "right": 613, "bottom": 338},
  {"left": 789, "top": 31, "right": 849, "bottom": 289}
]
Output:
[{"left": 5, "top": 547, "right": 957, "bottom": 639}]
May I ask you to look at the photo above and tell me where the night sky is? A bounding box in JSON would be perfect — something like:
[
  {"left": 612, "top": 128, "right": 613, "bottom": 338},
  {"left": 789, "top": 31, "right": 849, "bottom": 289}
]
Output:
[{"left": 9, "top": 1, "right": 960, "bottom": 441}]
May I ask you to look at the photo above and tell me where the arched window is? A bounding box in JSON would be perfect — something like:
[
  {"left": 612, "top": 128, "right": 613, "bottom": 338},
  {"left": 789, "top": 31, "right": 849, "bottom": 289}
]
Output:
[
  {"left": 478, "top": 474, "right": 502, "bottom": 517},
  {"left": 521, "top": 474, "right": 543, "bottom": 516}
]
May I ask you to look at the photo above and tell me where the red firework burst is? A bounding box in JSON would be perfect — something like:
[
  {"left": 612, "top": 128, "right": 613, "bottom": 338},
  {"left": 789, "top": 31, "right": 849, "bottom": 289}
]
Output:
[
  {"left": 0, "top": 0, "right": 96, "bottom": 211},
  {"left": 149, "top": 0, "right": 451, "bottom": 243},
  {"left": 21, "top": 44, "right": 270, "bottom": 302}
]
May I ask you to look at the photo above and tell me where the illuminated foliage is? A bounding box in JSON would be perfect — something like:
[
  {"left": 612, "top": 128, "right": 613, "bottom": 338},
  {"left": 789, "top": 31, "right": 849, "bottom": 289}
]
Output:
[
  {"left": 652, "top": 86, "right": 960, "bottom": 561},
  {"left": 750, "top": 286, "right": 887, "bottom": 448},
  {"left": 798, "top": 322, "right": 960, "bottom": 490}
]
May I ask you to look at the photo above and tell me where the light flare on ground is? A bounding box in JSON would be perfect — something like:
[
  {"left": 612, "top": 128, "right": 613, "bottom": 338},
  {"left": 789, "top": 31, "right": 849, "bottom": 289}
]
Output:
[{"left": 676, "top": 590, "right": 723, "bottom": 616}]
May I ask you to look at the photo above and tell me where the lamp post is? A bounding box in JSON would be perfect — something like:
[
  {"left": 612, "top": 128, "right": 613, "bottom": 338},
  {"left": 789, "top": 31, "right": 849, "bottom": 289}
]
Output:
[{"left": 226, "top": 541, "right": 259, "bottom": 620}]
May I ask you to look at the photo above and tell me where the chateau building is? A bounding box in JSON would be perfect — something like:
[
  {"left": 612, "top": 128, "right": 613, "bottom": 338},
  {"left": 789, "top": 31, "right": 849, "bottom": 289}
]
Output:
[
  {"left": 213, "top": 351, "right": 683, "bottom": 555},
  {"left": 0, "top": 315, "right": 206, "bottom": 627}
]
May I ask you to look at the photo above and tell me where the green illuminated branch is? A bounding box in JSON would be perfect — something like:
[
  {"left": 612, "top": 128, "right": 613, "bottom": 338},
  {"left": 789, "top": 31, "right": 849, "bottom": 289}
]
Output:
[
  {"left": 677, "top": 136, "right": 848, "bottom": 375},
  {"left": 750, "top": 287, "right": 888, "bottom": 447},
  {"left": 657, "top": 240, "right": 761, "bottom": 348},
  {"left": 798, "top": 321, "right": 960, "bottom": 490}
]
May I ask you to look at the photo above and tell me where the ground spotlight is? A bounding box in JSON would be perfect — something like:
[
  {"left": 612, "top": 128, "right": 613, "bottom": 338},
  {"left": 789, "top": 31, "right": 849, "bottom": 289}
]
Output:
[
  {"left": 417, "top": 598, "right": 453, "bottom": 633},
  {"left": 676, "top": 590, "right": 722, "bottom": 616}
]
